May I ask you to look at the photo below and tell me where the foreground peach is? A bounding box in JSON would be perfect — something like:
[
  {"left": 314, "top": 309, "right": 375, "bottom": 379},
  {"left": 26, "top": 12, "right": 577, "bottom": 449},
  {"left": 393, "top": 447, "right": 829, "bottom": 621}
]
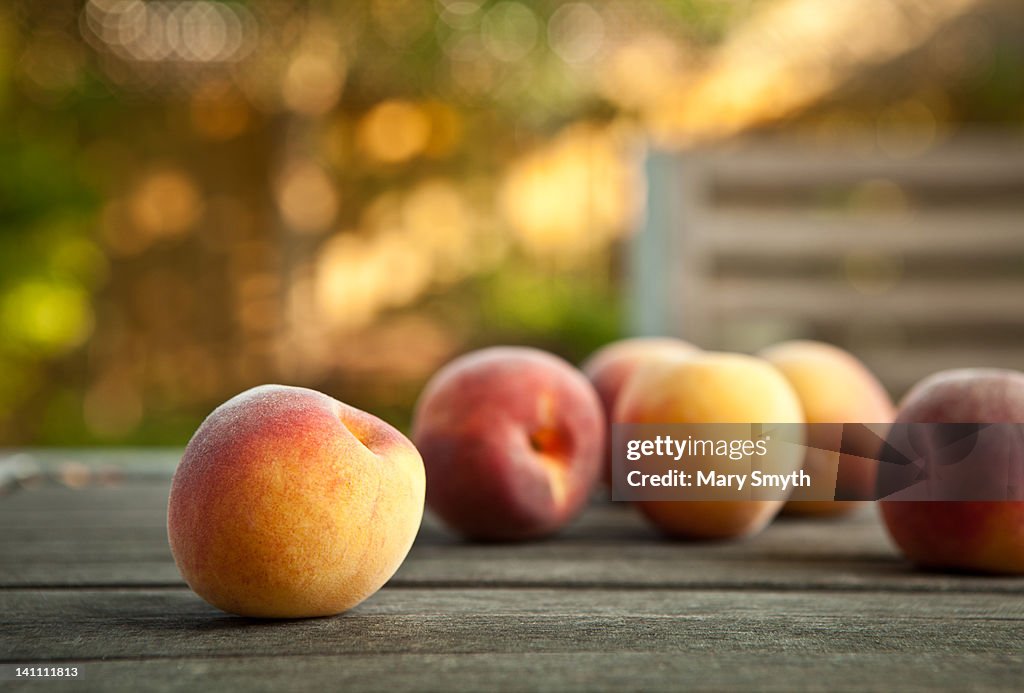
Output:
[
  {"left": 412, "top": 346, "right": 604, "bottom": 541},
  {"left": 616, "top": 352, "right": 805, "bottom": 539},
  {"left": 879, "top": 369, "right": 1024, "bottom": 574},
  {"left": 167, "top": 385, "right": 425, "bottom": 618},
  {"left": 582, "top": 337, "right": 699, "bottom": 483},
  {"left": 760, "top": 340, "right": 894, "bottom": 516}
]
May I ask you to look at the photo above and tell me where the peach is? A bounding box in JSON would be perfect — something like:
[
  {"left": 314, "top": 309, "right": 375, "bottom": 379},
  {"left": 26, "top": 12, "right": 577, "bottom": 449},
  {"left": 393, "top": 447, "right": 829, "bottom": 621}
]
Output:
[
  {"left": 759, "top": 340, "right": 895, "bottom": 516},
  {"left": 616, "top": 352, "right": 805, "bottom": 539},
  {"left": 412, "top": 346, "right": 604, "bottom": 541},
  {"left": 879, "top": 368, "right": 1024, "bottom": 574},
  {"left": 582, "top": 337, "right": 699, "bottom": 483},
  {"left": 167, "top": 385, "right": 425, "bottom": 618}
]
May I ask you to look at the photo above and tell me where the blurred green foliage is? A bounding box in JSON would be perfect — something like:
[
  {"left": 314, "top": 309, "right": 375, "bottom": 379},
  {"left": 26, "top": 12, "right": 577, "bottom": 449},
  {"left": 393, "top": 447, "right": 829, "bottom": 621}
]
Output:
[
  {"left": 0, "top": 63, "right": 108, "bottom": 438},
  {"left": 478, "top": 263, "right": 621, "bottom": 361}
]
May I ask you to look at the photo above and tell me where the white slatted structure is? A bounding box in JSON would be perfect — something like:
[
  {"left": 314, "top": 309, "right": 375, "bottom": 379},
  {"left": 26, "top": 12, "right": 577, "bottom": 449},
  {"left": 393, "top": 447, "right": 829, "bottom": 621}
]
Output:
[{"left": 630, "top": 134, "right": 1024, "bottom": 397}]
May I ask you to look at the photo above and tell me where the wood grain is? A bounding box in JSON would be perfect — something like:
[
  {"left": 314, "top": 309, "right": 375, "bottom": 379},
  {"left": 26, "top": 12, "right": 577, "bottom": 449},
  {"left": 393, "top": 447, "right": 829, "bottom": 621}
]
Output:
[
  {"left": 3, "top": 587, "right": 1023, "bottom": 662},
  {"left": 4, "top": 653, "right": 1023, "bottom": 693},
  {"left": 2, "top": 484, "right": 1023, "bottom": 594},
  {"left": 2, "top": 462, "right": 1023, "bottom": 690}
]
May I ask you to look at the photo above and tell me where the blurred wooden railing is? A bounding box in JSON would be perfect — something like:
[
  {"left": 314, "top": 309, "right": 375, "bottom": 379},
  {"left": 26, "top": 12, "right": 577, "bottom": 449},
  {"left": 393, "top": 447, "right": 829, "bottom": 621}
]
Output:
[{"left": 630, "top": 133, "right": 1024, "bottom": 398}]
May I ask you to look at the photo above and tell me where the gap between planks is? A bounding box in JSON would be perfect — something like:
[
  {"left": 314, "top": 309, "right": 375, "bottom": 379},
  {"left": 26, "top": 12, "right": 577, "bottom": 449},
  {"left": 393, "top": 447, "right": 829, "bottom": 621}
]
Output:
[{"left": 2, "top": 580, "right": 1023, "bottom": 595}]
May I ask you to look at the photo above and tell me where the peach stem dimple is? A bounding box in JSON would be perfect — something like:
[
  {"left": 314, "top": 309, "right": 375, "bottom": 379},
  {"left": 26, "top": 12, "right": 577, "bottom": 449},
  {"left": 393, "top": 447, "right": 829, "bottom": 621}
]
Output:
[
  {"left": 530, "top": 428, "right": 566, "bottom": 460},
  {"left": 338, "top": 412, "right": 379, "bottom": 457},
  {"left": 528, "top": 428, "right": 571, "bottom": 507}
]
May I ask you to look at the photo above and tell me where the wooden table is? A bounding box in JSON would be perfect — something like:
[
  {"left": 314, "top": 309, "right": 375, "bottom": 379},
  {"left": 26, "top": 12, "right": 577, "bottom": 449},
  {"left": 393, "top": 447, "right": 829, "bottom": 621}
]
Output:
[{"left": 2, "top": 451, "right": 1023, "bottom": 691}]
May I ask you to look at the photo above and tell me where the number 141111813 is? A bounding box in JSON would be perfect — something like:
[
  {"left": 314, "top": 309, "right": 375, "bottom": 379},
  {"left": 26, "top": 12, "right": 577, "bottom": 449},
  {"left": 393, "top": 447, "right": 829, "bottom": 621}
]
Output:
[{"left": 16, "top": 667, "right": 79, "bottom": 678}]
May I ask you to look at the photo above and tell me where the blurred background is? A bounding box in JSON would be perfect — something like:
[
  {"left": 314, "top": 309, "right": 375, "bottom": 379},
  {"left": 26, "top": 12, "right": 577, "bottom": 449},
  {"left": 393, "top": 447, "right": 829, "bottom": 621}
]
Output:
[{"left": 1, "top": 0, "right": 1022, "bottom": 447}]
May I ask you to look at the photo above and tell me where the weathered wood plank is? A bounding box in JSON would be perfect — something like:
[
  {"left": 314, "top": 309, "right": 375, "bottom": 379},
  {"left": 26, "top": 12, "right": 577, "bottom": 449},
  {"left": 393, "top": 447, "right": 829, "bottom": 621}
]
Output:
[
  {"left": 711, "top": 279, "right": 1024, "bottom": 324},
  {"left": 2, "top": 596, "right": 1021, "bottom": 693},
  {"left": 708, "top": 211, "right": 1024, "bottom": 259},
  {"left": 2, "top": 587, "right": 1023, "bottom": 663},
  {"left": 705, "top": 135, "right": 1024, "bottom": 188},
  {"left": 0, "top": 517, "right": 890, "bottom": 564},
  {"left": 2, "top": 483, "right": 1023, "bottom": 593},
  {"left": 0, "top": 479, "right": 877, "bottom": 545},
  {"left": 0, "top": 481, "right": 175, "bottom": 513},
  {"left": 4, "top": 652, "right": 1024, "bottom": 693},
  {"left": 4, "top": 552, "right": 1021, "bottom": 594},
  {"left": 2, "top": 460, "right": 1023, "bottom": 690}
]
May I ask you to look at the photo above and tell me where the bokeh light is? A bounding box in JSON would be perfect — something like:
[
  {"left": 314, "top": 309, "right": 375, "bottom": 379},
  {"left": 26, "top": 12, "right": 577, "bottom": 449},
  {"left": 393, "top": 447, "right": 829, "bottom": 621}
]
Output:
[
  {"left": 276, "top": 162, "right": 339, "bottom": 234},
  {"left": 82, "top": 0, "right": 255, "bottom": 64},
  {"left": 129, "top": 169, "right": 203, "bottom": 241},
  {"left": 357, "top": 100, "right": 432, "bottom": 164},
  {"left": 548, "top": 3, "right": 605, "bottom": 64},
  {"left": 1, "top": 280, "right": 94, "bottom": 355},
  {"left": 2, "top": 0, "right": 1021, "bottom": 446},
  {"left": 282, "top": 39, "right": 346, "bottom": 116},
  {"left": 500, "top": 124, "right": 640, "bottom": 264},
  {"left": 481, "top": 2, "right": 538, "bottom": 63}
]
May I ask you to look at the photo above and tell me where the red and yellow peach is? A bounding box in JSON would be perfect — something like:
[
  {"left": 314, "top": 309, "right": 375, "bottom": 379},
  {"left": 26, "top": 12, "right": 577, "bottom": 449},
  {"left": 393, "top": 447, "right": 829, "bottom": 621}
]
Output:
[
  {"left": 759, "top": 340, "right": 895, "bottom": 516},
  {"left": 615, "top": 351, "right": 805, "bottom": 539},
  {"left": 168, "top": 385, "right": 425, "bottom": 618},
  {"left": 582, "top": 337, "right": 699, "bottom": 484},
  {"left": 412, "top": 346, "right": 604, "bottom": 541},
  {"left": 879, "top": 368, "right": 1024, "bottom": 574}
]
